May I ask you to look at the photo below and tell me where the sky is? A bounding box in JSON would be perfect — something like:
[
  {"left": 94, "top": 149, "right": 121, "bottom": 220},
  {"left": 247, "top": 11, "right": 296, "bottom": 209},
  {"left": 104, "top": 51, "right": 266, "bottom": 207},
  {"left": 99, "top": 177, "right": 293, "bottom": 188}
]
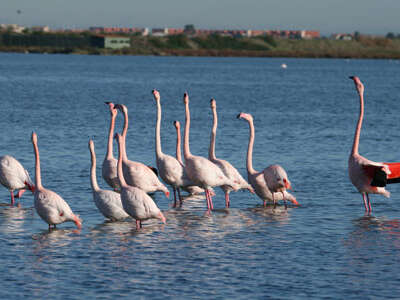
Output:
[{"left": 1, "top": 0, "right": 400, "bottom": 36}]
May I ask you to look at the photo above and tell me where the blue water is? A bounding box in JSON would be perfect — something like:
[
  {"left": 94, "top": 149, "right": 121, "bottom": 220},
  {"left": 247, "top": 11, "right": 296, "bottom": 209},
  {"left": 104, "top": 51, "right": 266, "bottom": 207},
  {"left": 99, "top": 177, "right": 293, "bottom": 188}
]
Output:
[{"left": 1, "top": 53, "right": 400, "bottom": 299}]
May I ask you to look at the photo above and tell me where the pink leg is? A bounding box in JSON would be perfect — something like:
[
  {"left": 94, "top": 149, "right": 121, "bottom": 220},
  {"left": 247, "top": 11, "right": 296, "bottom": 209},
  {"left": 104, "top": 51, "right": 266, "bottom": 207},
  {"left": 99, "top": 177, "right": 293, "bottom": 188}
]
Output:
[
  {"left": 367, "top": 193, "right": 372, "bottom": 214},
  {"left": 205, "top": 190, "right": 211, "bottom": 211},
  {"left": 209, "top": 190, "right": 214, "bottom": 210},
  {"left": 10, "top": 191, "right": 15, "bottom": 206},
  {"left": 15, "top": 189, "right": 26, "bottom": 198},
  {"left": 362, "top": 193, "right": 369, "bottom": 213},
  {"left": 177, "top": 188, "right": 183, "bottom": 207},
  {"left": 273, "top": 193, "right": 276, "bottom": 209},
  {"left": 173, "top": 188, "right": 177, "bottom": 208},
  {"left": 136, "top": 220, "right": 141, "bottom": 230},
  {"left": 225, "top": 192, "right": 230, "bottom": 208},
  {"left": 263, "top": 200, "right": 266, "bottom": 207}
]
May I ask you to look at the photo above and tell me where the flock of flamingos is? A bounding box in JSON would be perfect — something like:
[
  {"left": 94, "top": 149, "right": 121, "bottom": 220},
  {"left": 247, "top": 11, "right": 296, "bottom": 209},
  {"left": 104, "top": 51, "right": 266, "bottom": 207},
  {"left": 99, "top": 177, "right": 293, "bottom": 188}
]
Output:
[{"left": 1, "top": 76, "right": 400, "bottom": 230}]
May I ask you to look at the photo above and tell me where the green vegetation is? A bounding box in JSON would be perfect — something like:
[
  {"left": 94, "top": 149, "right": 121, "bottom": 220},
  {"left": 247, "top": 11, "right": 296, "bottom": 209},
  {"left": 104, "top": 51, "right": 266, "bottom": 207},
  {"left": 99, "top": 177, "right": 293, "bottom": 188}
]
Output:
[{"left": 1, "top": 31, "right": 400, "bottom": 59}]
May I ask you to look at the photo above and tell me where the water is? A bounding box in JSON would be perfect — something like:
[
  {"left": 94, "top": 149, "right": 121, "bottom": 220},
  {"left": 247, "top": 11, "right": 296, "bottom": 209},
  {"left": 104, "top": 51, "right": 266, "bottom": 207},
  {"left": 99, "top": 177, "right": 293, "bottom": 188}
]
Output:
[{"left": 1, "top": 53, "right": 400, "bottom": 299}]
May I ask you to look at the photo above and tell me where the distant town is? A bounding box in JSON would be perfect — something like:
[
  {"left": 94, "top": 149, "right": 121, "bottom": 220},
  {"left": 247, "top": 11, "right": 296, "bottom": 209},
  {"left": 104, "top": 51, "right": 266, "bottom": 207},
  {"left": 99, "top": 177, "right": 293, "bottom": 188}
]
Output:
[{"left": 0, "top": 23, "right": 399, "bottom": 58}]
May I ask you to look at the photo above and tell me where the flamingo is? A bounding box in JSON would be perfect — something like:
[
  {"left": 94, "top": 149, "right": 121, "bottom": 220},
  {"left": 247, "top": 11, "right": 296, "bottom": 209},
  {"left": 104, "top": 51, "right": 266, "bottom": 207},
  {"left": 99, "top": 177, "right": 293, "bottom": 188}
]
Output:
[
  {"left": 237, "top": 113, "right": 298, "bottom": 208},
  {"left": 263, "top": 165, "right": 293, "bottom": 209},
  {"left": 208, "top": 99, "right": 254, "bottom": 208},
  {"left": 102, "top": 102, "right": 120, "bottom": 191},
  {"left": 182, "top": 92, "right": 237, "bottom": 212},
  {"left": 31, "top": 132, "right": 81, "bottom": 230},
  {"left": 115, "top": 133, "right": 166, "bottom": 229},
  {"left": 89, "top": 140, "right": 128, "bottom": 221},
  {"left": 115, "top": 104, "right": 169, "bottom": 198},
  {"left": 348, "top": 76, "right": 395, "bottom": 214},
  {"left": 173, "top": 120, "right": 211, "bottom": 196},
  {"left": 151, "top": 89, "right": 197, "bottom": 207},
  {"left": 0, "top": 155, "right": 35, "bottom": 206}
]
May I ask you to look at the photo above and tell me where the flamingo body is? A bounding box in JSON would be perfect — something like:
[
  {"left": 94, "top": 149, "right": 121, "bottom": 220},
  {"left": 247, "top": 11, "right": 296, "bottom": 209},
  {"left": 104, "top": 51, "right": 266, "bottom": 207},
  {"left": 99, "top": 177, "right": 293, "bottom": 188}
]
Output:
[
  {"left": 31, "top": 132, "right": 81, "bottom": 229},
  {"left": 348, "top": 76, "right": 390, "bottom": 213},
  {"left": 90, "top": 140, "right": 128, "bottom": 221},
  {"left": 0, "top": 155, "right": 34, "bottom": 205}
]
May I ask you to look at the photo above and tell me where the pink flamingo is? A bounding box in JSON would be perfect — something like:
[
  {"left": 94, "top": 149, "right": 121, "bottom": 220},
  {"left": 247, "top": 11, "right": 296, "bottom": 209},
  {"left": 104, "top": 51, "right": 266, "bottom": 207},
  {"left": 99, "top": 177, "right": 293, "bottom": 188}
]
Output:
[
  {"left": 102, "top": 102, "right": 120, "bottom": 191},
  {"left": 152, "top": 90, "right": 199, "bottom": 207},
  {"left": 115, "top": 104, "right": 169, "bottom": 198},
  {"left": 0, "top": 155, "right": 35, "bottom": 206},
  {"left": 263, "top": 165, "right": 293, "bottom": 209},
  {"left": 31, "top": 132, "right": 81, "bottom": 230},
  {"left": 237, "top": 113, "right": 298, "bottom": 208},
  {"left": 209, "top": 99, "right": 254, "bottom": 208},
  {"left": 173, "top": 120, "right": 212, "bottom": 196},
  {"left": 115, "top": 133, "right": 166, "bottom": 229},
  {"left": 182, "top": 93, "right": 237, "bottom": 212},
  {"left": 348, "top": 76, "right": 394, "bottom": 214},
  {"left": 89, "top": 140, "right": 128, "bottom": 221}
]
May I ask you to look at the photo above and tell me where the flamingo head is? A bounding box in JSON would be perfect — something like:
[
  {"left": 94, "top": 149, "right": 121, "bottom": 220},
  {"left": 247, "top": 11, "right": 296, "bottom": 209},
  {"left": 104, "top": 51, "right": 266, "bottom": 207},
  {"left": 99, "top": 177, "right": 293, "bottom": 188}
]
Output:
[
  {"left": 283, "top": 178, "right": 292, "bottom": 190},
  {"left": 31, "top": 132, "right": 38, "bottom": 144},
  {"left": 349, "top": 76, "right": 364, "bottom": 95},
  {"left": 88, "top": 139, "right": 94, "bottom": 152},
  {"left": 152, "top": 89, "right": 160, "bottom": 102},
  {"left": 237, "top": 112, "right": 253, "bottom": 122},
  {"left": 114, "top": 104, "right": 127, "bottom": 114},
  {"left": 210, "top": 98, "right": 216, "bottom": 109},
  {"left": 174, "top": 120, "right": 180, "bottom": 129},
  {"left": 25, "top": 181, "right": 35, "bottom": 193},
  {"left": 105, "top": 102, "right": 118, "bottom": 116},
  {"left": 183, "top": 92, "right": 189, "bottom": 105},
  {"left": 114, "top": 133, "right": 122, "bottom": 143}
]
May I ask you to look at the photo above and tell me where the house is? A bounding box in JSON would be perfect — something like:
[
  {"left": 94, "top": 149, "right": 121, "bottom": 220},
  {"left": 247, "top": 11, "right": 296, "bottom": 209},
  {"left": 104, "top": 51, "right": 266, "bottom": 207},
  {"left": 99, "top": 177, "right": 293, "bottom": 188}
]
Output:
[{"left": 91, "top": 36, "right": 131, "bottom": 49}]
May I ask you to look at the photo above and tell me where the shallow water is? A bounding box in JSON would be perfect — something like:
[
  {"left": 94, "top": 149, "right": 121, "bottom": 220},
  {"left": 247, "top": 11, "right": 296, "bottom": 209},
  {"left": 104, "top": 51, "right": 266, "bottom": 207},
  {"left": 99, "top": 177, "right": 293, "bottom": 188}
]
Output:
[{"left": 1, "top": 53, "right": 400, "bottom": 299}]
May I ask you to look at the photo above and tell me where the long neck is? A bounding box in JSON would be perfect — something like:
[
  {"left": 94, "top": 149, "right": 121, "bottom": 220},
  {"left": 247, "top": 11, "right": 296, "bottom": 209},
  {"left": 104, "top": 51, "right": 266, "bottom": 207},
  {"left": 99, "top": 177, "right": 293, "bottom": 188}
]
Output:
[
  {"left": 175, "top": 126, "right": 183, "bottom": 164},
  {"left": 117, "top": 137, "right": 128, "bottom": 188},
  {"left": 155, "top": 100, "right": 163, "bottom": 157},
  {"left": 209, "top": 107, "right": 217, "bottom": 160},
  {"left": 106, "top": 113, "right": 116, "bottom": 159},
  {"left": 90, "top": 146, "right": 100, "bottom": 191},
  {"left": 183, "top": 102, "right": 192, "bottom": 159},
  {"left": 246, "top": 119, "right": 256, "bottom": 173},
  {"left": 33, "top": 141, "right": 43, "bottom": 190},
  {"left": 121, "top": 109, "right": 128, "bottom": 161},
  {"left": 352, "top": 90, "right": 364, "bottom": 155}
]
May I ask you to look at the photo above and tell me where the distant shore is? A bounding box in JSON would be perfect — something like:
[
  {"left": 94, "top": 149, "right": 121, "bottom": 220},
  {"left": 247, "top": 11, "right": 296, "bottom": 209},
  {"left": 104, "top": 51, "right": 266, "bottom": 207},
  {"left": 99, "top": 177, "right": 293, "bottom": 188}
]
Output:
[{"left": 1, "top": 32, "right": 400, "bottom": 59}]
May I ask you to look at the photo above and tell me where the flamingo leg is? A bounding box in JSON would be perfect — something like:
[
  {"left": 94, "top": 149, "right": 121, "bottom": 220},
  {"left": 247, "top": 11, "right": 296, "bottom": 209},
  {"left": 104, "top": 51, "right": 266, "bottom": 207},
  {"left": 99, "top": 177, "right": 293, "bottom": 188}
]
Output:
[
  {"left": 10, "top": 191, "right": 15, "bottom": 206},
  {"left": 205, "top": 189, "right": 210, "bottom": 211},
  {"left": 263, "top": 200, "right": 266, "bottom": 207},
  {"left": 362, "top": 193, "right": 369, "bottom": 213},
  {"left": 177, "top": 188, "right": 183, "bottom": 207},
  {"left": 209, "top": 190, "right": 214, "bottom": 210},
  {"left": 136, "top": 220, "right": 141, "bottom": 230},
  {"left": 367, "top": 193, "right": 372, "bottom": 214},
  {"left": 15, "top": 189, "right": 26, "bottom": 198},
  {"left": 273, "top": 193, "right": 276, "bottom": 209},
  {"left": 173, "top": 188, "right": 177, "bottom": 208},
  {"left": 282, "top": 192, "right": 287, "bottom": 209},
  {"left": 225, "top": 192, "right": 230, "bottom": 208}
]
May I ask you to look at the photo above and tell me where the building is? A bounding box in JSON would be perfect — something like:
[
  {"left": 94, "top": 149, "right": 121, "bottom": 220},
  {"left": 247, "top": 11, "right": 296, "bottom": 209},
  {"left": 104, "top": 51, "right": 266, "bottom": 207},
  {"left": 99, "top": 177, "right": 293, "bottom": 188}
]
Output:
[{"left": 91, "top": 36, "right": 131, "bottom": 49}]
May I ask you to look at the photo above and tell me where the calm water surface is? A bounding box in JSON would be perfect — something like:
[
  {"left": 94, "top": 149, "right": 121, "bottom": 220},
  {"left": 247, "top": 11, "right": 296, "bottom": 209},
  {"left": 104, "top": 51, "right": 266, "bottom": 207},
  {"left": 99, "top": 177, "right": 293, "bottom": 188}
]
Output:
[{"left": 1, "top": 53, "right": 400, "bottom": 299}]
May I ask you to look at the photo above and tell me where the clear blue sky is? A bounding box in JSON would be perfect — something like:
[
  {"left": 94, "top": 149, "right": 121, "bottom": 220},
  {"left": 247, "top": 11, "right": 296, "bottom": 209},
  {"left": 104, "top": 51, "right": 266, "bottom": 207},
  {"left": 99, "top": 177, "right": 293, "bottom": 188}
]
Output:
[{"left": 1, "top": 0, "right": 399, "bottom": 36}]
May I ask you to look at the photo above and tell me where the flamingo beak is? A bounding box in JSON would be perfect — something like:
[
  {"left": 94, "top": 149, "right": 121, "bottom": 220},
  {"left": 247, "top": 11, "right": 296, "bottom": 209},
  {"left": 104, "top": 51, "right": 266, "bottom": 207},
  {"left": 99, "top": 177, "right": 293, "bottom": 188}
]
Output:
[{"left": 290, "top": 198, "right": 300, "bottom": 206}]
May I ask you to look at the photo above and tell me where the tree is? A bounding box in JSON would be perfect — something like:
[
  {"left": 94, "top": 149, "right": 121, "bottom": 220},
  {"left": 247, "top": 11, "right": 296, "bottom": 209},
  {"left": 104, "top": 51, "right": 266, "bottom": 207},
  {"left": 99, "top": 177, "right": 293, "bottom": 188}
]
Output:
[
  {"left": 386, "top": 32, "right": 395, "bottom": 39},
  {"left": 184, "top": 24, "right": 196, "bottom": 35}
]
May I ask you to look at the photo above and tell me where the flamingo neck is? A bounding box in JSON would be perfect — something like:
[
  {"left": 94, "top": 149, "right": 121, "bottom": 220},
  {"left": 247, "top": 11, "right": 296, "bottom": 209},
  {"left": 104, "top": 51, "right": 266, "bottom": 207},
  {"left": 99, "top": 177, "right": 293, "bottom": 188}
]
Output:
[
  {"left": 121, "top": 110, "right": 128, "bottom": 161},
  {"left": 352, "top": 90, "right": 364, "bottom": 156},
  {"left": 209, "top": 107, "right": 217, "bottom": 160},
  {"left": 246, "top": 119, "right": 256, "bottom": 174},
  {"left": 33, "top": 141, "right": 43, "bottom": 190},
  {"left": 106, "top": 113, "right": 116, "bottom": 159},
  {"left": 155, "top": 100, "right": 163, "bottom": 158},
  {"left": 90, "top": 146, "right": 100, "bottom": 191},
  {"left": 175, "top": 126, "right": 183, "bottom": 164},
  {"left": 117, "top": 137, "right": 128, "bottom": 188},
  {"left": 183, "top": 102, "right": 192, "bottom": 159}
]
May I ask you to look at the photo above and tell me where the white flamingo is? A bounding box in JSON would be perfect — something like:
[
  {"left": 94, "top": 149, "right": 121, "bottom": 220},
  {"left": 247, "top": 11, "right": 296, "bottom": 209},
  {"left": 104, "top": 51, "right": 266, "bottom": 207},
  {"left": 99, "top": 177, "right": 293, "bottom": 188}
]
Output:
[
  {"left": 115, "top": 133, "right": 166, "bottom": 229},
  {"left": 151, "top": 89, "right": 197, "bottom": 206},
  {"left": 115, "top": 104, "right": 169, "bottom": 198},
  {"left": 173, "top": 120, "right": 211, "bottom": 196},
  {"left": 237, "top": 113, "right": 298, "bottom": 208},
  {"left": 209, "top": 99, "right": 254, "bottom": 208},
  {"left": 89, "top": 140, "right": 128, "bottom": 221},
  {"left": 102, "top": 102, "right": 120, "bottom": 191},
  {"left": 0, "top": 155, "right": 35, "bottom": 206},
  {"left": 182, "top": 92, "right": 237, "bottom": 212},
  {"left": 348, "top": 76, "right": 392, "bottom": 213},
  {"left": 31, "top": 132, "right": 82, "bottom": 230}
]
